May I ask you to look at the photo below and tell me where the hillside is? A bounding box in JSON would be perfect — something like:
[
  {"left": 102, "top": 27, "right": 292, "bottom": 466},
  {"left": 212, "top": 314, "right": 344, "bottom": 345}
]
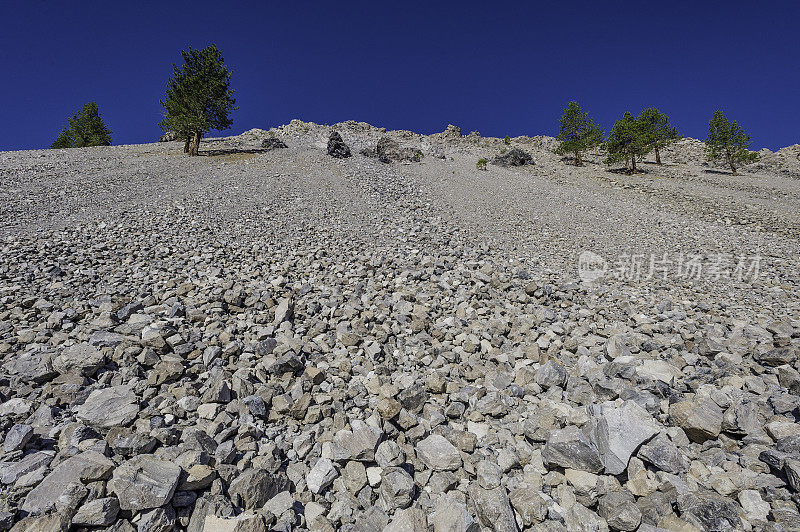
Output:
[{"left": 1, "top": 120, "right": 799, "bottom": 531}]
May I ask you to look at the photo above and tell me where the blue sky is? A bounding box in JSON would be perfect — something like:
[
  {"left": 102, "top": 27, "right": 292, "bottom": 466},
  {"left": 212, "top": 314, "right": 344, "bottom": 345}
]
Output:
[{"left": 1, "top": 0, "right": 798, "bottom": 151}]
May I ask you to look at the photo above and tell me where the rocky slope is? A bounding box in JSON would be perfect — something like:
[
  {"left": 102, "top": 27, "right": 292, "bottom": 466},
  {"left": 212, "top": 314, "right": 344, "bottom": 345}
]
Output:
[{"left": 0, "top": 120, "right": 799, "bottom": 531}]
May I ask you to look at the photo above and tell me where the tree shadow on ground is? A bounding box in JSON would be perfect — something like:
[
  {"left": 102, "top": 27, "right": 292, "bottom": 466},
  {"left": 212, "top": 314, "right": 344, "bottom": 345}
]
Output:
[
  {"left": 703, "top": 168, "right": 734, "bottom": 176},
  {"left": 606, "top": 167, "right": 649, "bottom": 176},
  {"left": 198, "top": 148, "right": 271, "bottom": 157},
  {"left": 559, "top": 156, "right": 602, "bottom": 166}
]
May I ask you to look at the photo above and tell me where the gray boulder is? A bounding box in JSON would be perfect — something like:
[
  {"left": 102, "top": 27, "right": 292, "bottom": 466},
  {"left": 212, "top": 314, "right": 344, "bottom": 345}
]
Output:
[
  {"left": 430, "top": 494, "right": 479, "bottom": 532},
  {"left": 669, "top": 398, "right": 723, "bottom": 443},
  {"left": 469, "top": 484, "right": 519, "bottom": 532},
  {"left": 637, "top": 435, "right": 689, "bottom": 473},
  {"left": 331, "top": 420, "right": 382, "bottom": 462},
  {"left": 0, "top": 451, "right": 54, "bottom": 485},
  {"left": 137, "top": 506, "right": 176, "bottom": 532},
  {"left": 4, "top": 351, "right": 57, "bottom": 384},
  {"left": 508, "top": 489, "right": 549, "bottom": 527},
  {"left": 755, "top": 347, "right": 797, "bottom": 367},
  {"left": 384, "top": 507, "right": 427, "bottom": 532},
  {"left": 89, "top": 330, "right": 125, "bottom": 348},
  {"left": 587, "top": 401, "right": 659, "bottom": 475},
  {"left": 307, "top": 457, "right": 338, "bottom": 494},
  {"left": 378, "top": 467, "right": 415, "bottom": 510},
  {"left": 677, "top": 491, "right": 742, "bottom": 531},
  {"left": 228, "top": 469, "right": 292, "bottom": 509},
  {"left": 202, "top": 513, "right": 267, "bottom": 532},
  {"left": 3, "top": 424, "right": 34, "bottom": 453},
  {"left": 22, "top": 451, "right": 114, "bottom": 515},
  {"left": 416, "top": 434, "right": 462, "bottom": 471},
  {"left": 53, "top": 343, "right": 105, "bottom": 376},
  {"left": 71, "top": 497, "right": 120, "bottom": 527},
  {"left": 535, "top": 360, "right": 567, "bottom": 389},
  {"left": 597, "top": 491, "right": 641, "bottom": 531},
  {"left": 76, "top": 386, "right": 140, "bottom": 430},
  {"left": 542, "top": 425, "right": 603, "bottom": 473},
  {"left": 108, "top": 455, "right": 182, "bottom": 511}
]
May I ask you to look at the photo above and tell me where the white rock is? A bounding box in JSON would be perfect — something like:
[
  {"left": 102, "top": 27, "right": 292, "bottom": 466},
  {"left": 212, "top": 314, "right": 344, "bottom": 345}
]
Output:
[
  {"left": 738, "top": 489, "right": 770, "bottom": 522},
  {"left": 366, "top": 466, "right": 382, "bottom": 487},
  {"left": 307, "top": 458, "right": 338, "bottom": 494}
]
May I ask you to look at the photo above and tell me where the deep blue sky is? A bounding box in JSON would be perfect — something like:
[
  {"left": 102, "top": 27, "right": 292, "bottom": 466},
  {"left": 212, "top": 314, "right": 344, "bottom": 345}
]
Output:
[{"left": 1, "top": 0, "right": 798, "bottom": 151}]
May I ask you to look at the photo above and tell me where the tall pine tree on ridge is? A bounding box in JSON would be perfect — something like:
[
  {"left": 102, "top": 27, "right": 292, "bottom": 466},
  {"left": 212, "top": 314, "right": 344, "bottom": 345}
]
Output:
[{"left": 159, "top": 44, "right": 237, "bottom": 156}]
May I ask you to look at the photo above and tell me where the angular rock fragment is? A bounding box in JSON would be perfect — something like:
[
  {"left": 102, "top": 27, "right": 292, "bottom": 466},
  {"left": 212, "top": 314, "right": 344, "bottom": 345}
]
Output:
[
  {"left": 677, "top": 491, "right": 742, "bottom": 531},
  {"left": 3, "top": 424, "right": 34, "bottom": 453},
  {"left": 307, "top": 457, "right": 338, "bottom": 494},
  {"left": 755, "top": 347, "right": 797, "bottom": 366},
  {"left": 430, "top": 494, "right": 479, "bottom": 532},
  {"left": 416, "top": 434, "right": 462, "bottom": 471},
  {"left": 509, "top": 488, "right": 549, "bottom": 527},
  {"left": 53, "top": 343, "right": 105, "bottom": 376},
  {"left": 669, "top": 398, "right": 723, "bottom": 443},
  {"left": 376, "top": 137, "right": 422, "bottom": 163},
  {"left": 535, "top": 360, "right": 567, "bottom": 389},
  {"left": 598, "top": 491, "right": 641, "bottom": 531},
  {"left": 587, "top": 401, "right": 659, "bottom": 474},
  {"left": 72, "top": 497, "right": 120, "bottom": 527},
  {"left": 22, "top": 451, "right": 114, "bottom": 515},
  {"left": 228, "top": 468, "right": 292, "bottom": 509},
  {"left": 637, "top": 435, "right": 688, "bottom": 473},
  {"left": 469, "top": 483, "right": 519, "bottom": 532},
  {"left": 384, "top": 507, "right": 427, "bottom": 532},
  {"left": 203, "top": 513, "right": 268, "bottom": 532},
  {"left": 378, "top": 466, "right": 415, "bottom": 510},
  {"left": 137, "top": 506, "right": 176, "bottom": 532},
  {"left": 331, "top": 420, "right": 382, "bottom": 462},
  {"left": 0, "top": 451, "right": 53, "bottom": 485},
  {"left": 108, "top": 455, "right": 182, "bottom": 511},
  {"left": 76, "top": 386, "right": 140, "bottom": 430},
  {"left": 89, "top": 330, "right": 125, "bottom": 348},
  {"left": 542, "top": 425, "right": 603, "bottom": 473}
]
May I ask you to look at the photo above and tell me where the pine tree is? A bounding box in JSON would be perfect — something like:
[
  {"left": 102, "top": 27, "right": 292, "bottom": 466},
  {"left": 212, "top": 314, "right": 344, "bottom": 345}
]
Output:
[
  {"left": 705, "top": 110, "right": 758, "bottom": 175},
  {"left": 638, "top": 107, "right": 680, "bottom": 165},
  {"left": 159, "top": 44, "right": 237, "bottom": 156},
  {"left": 555, "top": 101, "right": 603, "bottom": 166},
  {"left": 52, "top": 128, "right": 73, "bottom": 149},
  {"left": 51, "top": 102, "right": 112, "bottom": 149},
  {"left": 604, "top": 111, "right": 648, "bottom": 174}
]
